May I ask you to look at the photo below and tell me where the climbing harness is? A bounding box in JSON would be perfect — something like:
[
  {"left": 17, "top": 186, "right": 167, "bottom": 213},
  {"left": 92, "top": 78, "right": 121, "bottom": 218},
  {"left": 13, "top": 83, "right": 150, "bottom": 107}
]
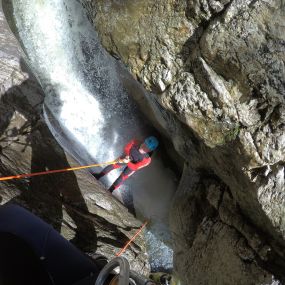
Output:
[{"left": 0, "top": 159, "right": 119, "bottom": 182}]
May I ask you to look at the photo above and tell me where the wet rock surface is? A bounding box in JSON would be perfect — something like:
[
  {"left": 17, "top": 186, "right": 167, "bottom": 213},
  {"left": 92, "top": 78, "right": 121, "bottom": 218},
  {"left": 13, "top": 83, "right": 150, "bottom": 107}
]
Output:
[
  {"left": 0, "top": 9, "right": 149, "bottom": 275},
  {"left": 86, "top": 0, "right": 285, "bottom": 283}
]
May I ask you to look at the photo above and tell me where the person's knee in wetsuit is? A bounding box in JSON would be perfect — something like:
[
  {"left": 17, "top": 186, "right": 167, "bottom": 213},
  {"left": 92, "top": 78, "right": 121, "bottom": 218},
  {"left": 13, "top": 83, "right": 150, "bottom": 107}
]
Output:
[{"left": 108, "top": 167, "right": 135, "bottom": 193}]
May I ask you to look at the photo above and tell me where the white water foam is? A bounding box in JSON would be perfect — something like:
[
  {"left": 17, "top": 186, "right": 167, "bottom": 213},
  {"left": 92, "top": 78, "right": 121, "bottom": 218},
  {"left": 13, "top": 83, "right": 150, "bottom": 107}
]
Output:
[{"left": 6, "top": 0, "right": 176, "bottom": 271}]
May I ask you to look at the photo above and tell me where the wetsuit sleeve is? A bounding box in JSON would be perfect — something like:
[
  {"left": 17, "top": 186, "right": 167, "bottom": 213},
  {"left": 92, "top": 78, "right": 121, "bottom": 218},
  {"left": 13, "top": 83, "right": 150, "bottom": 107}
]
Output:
[
  {"left": 127, "top": 157, "right": 151, "bottom": 171},
  {"left": 124, "top": 139, "right": 138, "bottom": 156}
]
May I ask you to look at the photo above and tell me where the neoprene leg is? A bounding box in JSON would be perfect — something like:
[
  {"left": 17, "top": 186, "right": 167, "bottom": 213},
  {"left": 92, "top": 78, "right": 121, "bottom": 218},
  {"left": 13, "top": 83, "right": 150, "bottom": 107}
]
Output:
[
  {"left": 93, "top": 163, "right": 124, "bottom": 179},
  {"left": 108, "top": 167, "right": 135, "bottom": 192}
]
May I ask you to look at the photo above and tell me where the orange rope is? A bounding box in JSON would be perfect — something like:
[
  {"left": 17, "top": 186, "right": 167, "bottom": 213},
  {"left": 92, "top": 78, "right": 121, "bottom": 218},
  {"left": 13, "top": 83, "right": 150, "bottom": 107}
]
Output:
[
  {"left": 116, "top": 220, "right": 148, "bottom": 257},
  {"left": 0, "top": 159, "right": 119, "bottom": 182}
]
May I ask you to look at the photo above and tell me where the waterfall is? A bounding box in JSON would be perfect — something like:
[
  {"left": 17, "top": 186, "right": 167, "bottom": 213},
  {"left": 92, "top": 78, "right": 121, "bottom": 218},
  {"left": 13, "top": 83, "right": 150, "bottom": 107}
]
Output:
[{"left": 3, "top": 0, "right": 176, "bottom": 271}]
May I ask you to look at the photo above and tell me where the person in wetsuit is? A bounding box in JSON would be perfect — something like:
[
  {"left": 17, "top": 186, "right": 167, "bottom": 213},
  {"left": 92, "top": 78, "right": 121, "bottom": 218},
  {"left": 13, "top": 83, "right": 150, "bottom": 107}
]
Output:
[{"left": 93, "top": 136, "right": 159, "bottom": 193}]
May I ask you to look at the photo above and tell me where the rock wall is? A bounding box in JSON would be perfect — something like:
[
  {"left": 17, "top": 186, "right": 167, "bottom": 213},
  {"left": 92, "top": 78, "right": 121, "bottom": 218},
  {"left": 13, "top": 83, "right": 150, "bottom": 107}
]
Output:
[
  {"left": 84, "top": 0, "right": 285, "bottom": 283},
  {"left": 0, "top": 8, "right": 149, "bottom": 275}
]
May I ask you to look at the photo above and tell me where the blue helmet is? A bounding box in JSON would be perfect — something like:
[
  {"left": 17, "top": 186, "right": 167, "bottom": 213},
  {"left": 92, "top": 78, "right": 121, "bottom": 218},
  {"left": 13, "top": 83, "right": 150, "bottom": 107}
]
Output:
[{"left": 144, "top": 136, "right": 159, "bottom": 151}]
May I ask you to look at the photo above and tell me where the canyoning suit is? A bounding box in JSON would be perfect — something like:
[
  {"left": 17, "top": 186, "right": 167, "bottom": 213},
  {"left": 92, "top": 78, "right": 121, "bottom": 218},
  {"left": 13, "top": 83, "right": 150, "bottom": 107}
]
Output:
[{"left": 95, "top": 139, "right": 151, "bottom": 192}]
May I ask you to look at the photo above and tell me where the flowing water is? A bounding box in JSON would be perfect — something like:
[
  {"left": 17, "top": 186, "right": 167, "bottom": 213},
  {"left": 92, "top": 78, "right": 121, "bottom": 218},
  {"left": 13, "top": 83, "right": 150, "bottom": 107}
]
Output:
[{"left": 2, "top": 0, "right": 177, "bottom": 271}]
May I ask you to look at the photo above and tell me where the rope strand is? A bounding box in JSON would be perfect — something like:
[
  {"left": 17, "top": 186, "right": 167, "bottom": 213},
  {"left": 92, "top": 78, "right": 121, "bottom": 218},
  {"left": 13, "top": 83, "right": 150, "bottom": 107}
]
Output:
[
  {"left": 0, "top": 159, "right": 118, "bottom": 182},
  {"left": 116, "top": 220, "right": 148, "bottom": 257}
]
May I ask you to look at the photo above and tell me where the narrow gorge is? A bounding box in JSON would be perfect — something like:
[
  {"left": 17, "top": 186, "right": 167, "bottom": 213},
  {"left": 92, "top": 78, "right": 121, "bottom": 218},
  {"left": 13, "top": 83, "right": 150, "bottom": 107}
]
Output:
[{"left": 0, "top": 0, "right": 284, "bottom": 284}]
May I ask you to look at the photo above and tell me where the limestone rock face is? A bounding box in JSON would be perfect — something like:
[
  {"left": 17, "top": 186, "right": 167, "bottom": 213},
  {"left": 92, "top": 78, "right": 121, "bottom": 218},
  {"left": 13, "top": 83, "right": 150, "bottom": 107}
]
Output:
[
  {"left": 0, "top": 9, "right": 149, "bottom": 275},
  {"left": 86, "top": 0, "right": 285, "bottom": 283}
]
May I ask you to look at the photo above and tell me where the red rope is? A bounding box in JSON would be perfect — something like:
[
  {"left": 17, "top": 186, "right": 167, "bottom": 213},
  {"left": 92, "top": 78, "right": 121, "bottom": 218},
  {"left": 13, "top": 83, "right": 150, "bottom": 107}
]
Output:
[{"left": 116, "top": 220, "right": 148, "bottom": 257}]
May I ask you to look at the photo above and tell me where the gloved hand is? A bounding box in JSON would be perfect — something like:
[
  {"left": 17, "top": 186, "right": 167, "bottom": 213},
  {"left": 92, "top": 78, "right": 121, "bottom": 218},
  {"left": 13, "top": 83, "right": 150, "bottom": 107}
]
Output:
[{"left": 118, "top": 156, "right": 130, "bottom": 163}]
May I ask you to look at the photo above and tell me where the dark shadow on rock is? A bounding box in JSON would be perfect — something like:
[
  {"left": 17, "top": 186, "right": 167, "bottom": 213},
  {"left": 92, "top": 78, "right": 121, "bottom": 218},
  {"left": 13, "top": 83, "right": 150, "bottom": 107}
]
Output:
[
  {"left": 180, "top": 25, "right": 204, "bottom": 68},
  {"left": 0, "top": 59, "right": 98, "bottom": 252},
  {"left": 120, "top": 187, "right": 136, "bottom": 216}
]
